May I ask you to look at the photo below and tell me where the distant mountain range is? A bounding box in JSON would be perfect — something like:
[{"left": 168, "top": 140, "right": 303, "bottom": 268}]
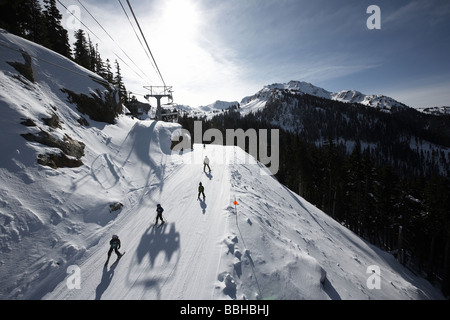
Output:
[
  {"left": 178, "top": 79, "right": 450, "bottom": 178},
  {"left": 244, "top": 80, "right": 409, "bottom": 111},
  {"left": 179, "top": 80, "right": 448, "bottom": 117},
  {"left": 417, "top": 106, "right": 450, "bottom": 115}
]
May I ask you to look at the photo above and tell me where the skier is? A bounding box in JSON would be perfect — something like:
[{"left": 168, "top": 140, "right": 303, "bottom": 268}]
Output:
[
  {"left": 105, "top": 235, "right": 123, "bottom": 266},
  {"left": 155, "top": 203, "right": 165, "bottom": 226},
  {"left": 203, "top": 156, "right": 211, "bottom": 173},
  {"left": 198, "top": 182, "right": 205, "bottom": 200}
]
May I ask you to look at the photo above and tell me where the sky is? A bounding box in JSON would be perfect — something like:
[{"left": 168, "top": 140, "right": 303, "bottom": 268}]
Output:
[{"left": 57, "top": 0, "right": 450, "bottom": 109}]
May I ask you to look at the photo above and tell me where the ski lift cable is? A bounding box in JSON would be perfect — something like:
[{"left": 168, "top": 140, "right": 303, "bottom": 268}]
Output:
[
  {"left": 77, "top": 0, "right": 152, "bottom": 83},
  {"left": 56, "top": 0, "right": 150, "bottom": 83},
  {"left": 117, "top": 0, "right": 157, "bottom": 82},
  {"left": 75, "top": 0, "right": 154, "bottom": 85},
  {"left": 57, "top": 0, "right": 101, "bottom": 45},
  {"left": 125, "top": 0, "right": 166, "bottom": 87}
]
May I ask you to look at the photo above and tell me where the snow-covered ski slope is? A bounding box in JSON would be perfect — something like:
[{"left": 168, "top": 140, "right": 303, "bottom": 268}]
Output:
[
  {"left": 40, "top": 141, "right": 442, "bottom": 300},
  {"left": 0, "top": 29, "right": 444, "bottom": 300},
  {"left": 44, "top": 141, "right": 234, "bottom": 300},
  {"left": 39, "top": 140, "right": 442, "bottom": 300}
]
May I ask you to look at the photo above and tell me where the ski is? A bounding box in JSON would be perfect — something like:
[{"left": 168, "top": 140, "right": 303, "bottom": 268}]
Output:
[
  {"left": 155, "top": 221, "right": 166, "bottom": 229},
  {"left": 108, "top": 252, "right": 125, "bottom": 268}
]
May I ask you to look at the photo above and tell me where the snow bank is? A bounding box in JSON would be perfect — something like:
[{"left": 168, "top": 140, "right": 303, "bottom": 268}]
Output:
[{"left": 216, "top": 146, "right": 444, "bottom": 300}]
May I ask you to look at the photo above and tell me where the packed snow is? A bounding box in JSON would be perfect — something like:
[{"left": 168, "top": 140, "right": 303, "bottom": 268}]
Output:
[{"left": 0, "top": 29, "right": 444, "bottom": 300}]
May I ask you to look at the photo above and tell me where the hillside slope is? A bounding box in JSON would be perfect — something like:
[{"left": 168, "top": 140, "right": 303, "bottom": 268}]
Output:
[
  {"left": 42, "top": 142, "right": 232, "bottom": 300},
  {"left": 41, "top": 142, "right": 444, "bottom": 300},
  {"left": 0, "top": 29, "right": 444, "bottom": 300}
]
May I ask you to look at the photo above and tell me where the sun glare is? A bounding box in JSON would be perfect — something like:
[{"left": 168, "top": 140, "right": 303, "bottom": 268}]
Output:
[
  {"left": 162, "top": 0, "right": 200, "bottom": 42},
  {"left": 152, "top": 0, "right": 208, "bottom": 92}
]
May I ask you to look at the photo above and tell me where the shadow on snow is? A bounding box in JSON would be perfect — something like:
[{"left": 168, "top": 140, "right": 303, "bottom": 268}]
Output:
[{"left": 136, "top": 223, "right": 180, "bottom": 267}]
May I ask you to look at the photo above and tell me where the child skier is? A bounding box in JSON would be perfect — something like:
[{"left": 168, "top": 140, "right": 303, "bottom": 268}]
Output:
[
  {"left": 198, "top": 182, "right": 205, "bottom": 200},
  {"left": 105, "top": 235, "right": 123, "bottom": 266},
  {"left": 155, "top": 204, "right": 165, "bottom": 226}
]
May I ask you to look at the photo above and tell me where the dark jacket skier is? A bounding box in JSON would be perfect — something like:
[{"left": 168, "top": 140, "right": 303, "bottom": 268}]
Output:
[
  {"left": 198, "top": 182, "right": 205, "bottom": 200},
  {"left": 106, "top": 235, "right": 122, "bottom": 265},
  {"left": 156, "top": 204, "right": 165, "bottom": 225}
]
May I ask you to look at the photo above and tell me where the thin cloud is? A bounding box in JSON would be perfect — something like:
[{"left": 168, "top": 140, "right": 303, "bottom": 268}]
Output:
[{"left": 385, "top": 77, "right": 450, "bottom": 109}]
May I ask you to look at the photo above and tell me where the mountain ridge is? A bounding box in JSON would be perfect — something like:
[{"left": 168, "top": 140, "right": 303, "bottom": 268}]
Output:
[
  {"left": 239, "top": 80, "right": 410, "bottom": 114},
  {"left": 183, "top": 79, "right": 450, "bottom": 118}
]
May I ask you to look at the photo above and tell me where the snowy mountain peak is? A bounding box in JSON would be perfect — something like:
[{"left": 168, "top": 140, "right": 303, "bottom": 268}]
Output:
[
  {"left": 200, "top": 80, "right": 408, "bottom": 118},
  {"left": 333, "top": 89, "right": 365, "bottom": 102},
  {"left": 198, "top": 100, "right": 240, "bottom": 112},
  {"left": 237, "top": 80, "right": 410, "bottom": 117},
  {"left": 416, "top": 106, "right": 450, "bottom": 115},
  {"left": 332, "top": 89, "right": 408, "bottom": 110},
  {"left": 262, "top": 80, "right": 332, "bottom": 99}
]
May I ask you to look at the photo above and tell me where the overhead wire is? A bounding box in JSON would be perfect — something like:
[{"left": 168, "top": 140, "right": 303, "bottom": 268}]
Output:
[
  {"left": 125, "top": 0, "right": 166, "bottom": 87},
  {"left": 76, "top": 0, "right": 154, "bottom": 85},
  {"left": 56, "top": 0, "right": 151, "bottom": 85},
  {"left": 117, "top": 0, "right": 155, "bottom": 77}
]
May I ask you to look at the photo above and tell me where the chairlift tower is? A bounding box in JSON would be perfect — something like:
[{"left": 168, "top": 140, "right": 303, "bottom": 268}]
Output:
[{"left": 143, "top": 86, "right": 173, "bottom": 120}]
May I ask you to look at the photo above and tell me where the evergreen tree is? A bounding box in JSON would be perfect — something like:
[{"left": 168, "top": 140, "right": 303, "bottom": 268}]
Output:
[
  {"left": 113, "top": 59, "right": 128, "bottom": 105},
  {"left": 73, "top": 29, "right": 90, "bottom": 69},
  {"left": 87, "top": 34, "right": 97, "bottom": 72},
  {"left": 105, "top": 59, "right": 114, "bottom": 83},
  {"left": 43, "top": 0, "right": 71, "bottom": 58},
  {"left": 0, "top": 0, "right": 19, "bottom": 33},
  {"left": 94, "top": 43, "right": 107, "bottom": 80},
  {"left": 344, "top": 141, "right": 364, "bottom": 233},
  {"left": 322, "top": 137, "right": 342, "bottom": 217},
  {"left": 0, "top": 0, "right": 47, "bottom": 44},
  {"left": 25, "top": 0, "right": 47, "bottom": 44}
]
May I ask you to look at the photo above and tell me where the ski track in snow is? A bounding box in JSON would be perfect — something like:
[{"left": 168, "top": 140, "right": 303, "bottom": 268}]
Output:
[{"left": 43, "top": 145, "right": 232, "bottom": 300}]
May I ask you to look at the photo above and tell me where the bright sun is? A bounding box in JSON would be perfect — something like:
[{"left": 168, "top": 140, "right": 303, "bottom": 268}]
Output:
[{"left": 162, "top": 0, "right": 200, "bottom": 42}]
